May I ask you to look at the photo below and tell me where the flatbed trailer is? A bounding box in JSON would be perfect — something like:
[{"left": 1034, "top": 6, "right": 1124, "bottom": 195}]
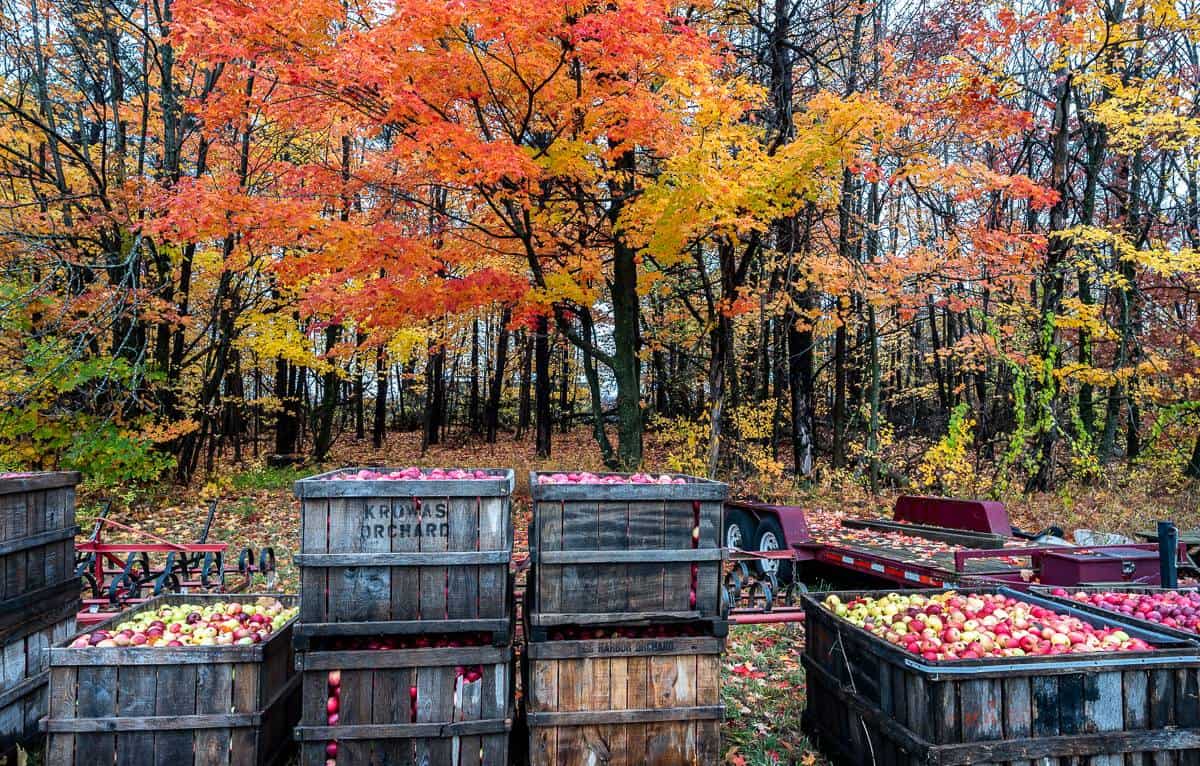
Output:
[{"left": 723, "top": 495, "right": 1191, "bottom": 605}]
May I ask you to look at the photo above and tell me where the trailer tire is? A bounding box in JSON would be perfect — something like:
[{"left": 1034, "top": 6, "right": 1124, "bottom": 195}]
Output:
[
  {"left": 724, "top": 508, "right": 756, "bottom": 552},
  {"left": 753, "top": 516, "right": 794, "bottom": 585}
]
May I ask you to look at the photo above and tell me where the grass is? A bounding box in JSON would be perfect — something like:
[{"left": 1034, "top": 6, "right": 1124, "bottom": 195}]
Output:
[{"left": 723, "top": 623, "right": 823, "bottom": 765}]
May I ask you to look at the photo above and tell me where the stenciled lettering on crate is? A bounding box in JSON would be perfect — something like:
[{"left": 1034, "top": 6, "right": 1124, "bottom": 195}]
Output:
[{"left": 292, "top": 469, "right": 515, "bottom": 643}]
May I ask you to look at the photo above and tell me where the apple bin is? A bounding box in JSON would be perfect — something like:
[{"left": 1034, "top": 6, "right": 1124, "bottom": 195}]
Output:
[
  {"left": 42, "top": 594, "right": 299, "bottom": 766},
  {"left": 292, "top": 635, "right": 512, "bottom": 765},
  {"left": 526, "top": 471, "right": 727, "bottom": 640},
  {"left": 0, "top": 471, "right": 81, "bottom": 754},
  {"left": 292, "top": 467, "right": 515, "bottom": 647},
  {"left": 801, "top": 587, "right": 1200, "bottom": 765},
  {"left": 522, "top": 631, "right": 723, "bottom": 766}
]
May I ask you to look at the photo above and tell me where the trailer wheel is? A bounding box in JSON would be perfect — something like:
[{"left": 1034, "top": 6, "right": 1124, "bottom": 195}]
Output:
[
  {"left": 753, "top": 517, "right": 794, "bottom": 585},
  {"left": 724, "top": 508, "right": 756, "bottom": 551}
]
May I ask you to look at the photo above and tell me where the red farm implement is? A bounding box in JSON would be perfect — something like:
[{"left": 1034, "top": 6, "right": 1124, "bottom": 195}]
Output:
[{"left": 73, "top": 500, "right": 278, "bottom": 626}]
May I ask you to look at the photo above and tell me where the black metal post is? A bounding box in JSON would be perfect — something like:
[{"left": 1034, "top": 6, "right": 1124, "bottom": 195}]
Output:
[{"left": 1159, "top": 520, "right": 1178, "bottom": 589}]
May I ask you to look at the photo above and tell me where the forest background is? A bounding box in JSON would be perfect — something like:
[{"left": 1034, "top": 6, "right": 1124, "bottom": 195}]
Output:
[{"left": 1, "top": 0, "right": 1200, "bottom": 533}]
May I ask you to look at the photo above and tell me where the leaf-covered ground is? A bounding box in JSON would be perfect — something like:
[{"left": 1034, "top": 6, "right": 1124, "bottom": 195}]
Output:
[{"left": 67, "top": 429, "right": 1200, "bottom": 765}]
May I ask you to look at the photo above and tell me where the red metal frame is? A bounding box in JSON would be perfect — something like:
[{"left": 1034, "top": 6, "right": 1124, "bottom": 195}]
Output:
[{"left": 75, "top": 512, "right": 264, "bottom": 625}]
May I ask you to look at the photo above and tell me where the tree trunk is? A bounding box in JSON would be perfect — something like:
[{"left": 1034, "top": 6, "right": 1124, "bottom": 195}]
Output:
[
  {"left": 373, "top": 346, "right": 387, "bottom": 449},
  {"left": 535, "top": 315, "right": 552, "bottom": 458},
  {"left": 517, "top": 330, "right": 533, "bottom": 440},
  {"left": 485, "top": 308, "right": 511, "bottom": 443},
  {"left": 423, "top": 344, "right": 445, "bottom": 449},
  {"left": 313, "top": 324, "right": 340, "bottom": 461},
  {"left": 469, "top": 317, "right": 482, "bottom": 436}
]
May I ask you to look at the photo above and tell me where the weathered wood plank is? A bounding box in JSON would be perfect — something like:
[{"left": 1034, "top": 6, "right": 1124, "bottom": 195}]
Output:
[
  {"left": 477, "top": 496, "right": 507, "bottom": 621},
  {"left": 192, "top": 662, "right": 232, "bottom": 766},
  {"left": 626, "top": 500, "right": 665, "bottom": 616},
  {"left": 559, "top": 500, "right": 599, "bottom": 617},
  {"left": 536, "top": 499, "right": 563, "bottom": 617},
  {"left": 418, "top": 496, "right": 451, "bottom": 622},
  {"left": 447, "top": 496, "right": 480, "bottom": 620}
]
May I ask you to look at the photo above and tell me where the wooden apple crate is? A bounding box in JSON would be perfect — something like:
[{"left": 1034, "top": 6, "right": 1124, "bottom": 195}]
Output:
[
  {"left": 43, "top": 594, "right": 299, "bottom": 766},
  {"left": 802, "top": 587, "right": 1200, "bottom": 765},
  {"left": 0, "top": 597, "right": 76, "bottom": 754},
  {"left": 0, "top": 472, "right": 80, "bottom": 631},
  {"left": 523, "top": 634, "right": 723, "bottom": 766},
  {"left": 293, "top": 642, "right": 513, "bottom": 765},
  {"left": 293, "top": 468, "right": 514, "bottom": 647},
  {"left": 526, "top": 472, "right": 727, "bottom": 640}
]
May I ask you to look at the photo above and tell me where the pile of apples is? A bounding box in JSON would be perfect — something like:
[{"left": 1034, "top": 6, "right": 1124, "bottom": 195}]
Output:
[
  {"left": 823, "top": 591, "right": 1155, "bottom": 661},
  {"left": 321, "top": 643, "right": 487, "bottom": 766},
  {"left": 1056, "top": 588, "right": 1200, "bottom": 635},
  {"left": 322, "top": 467, "right": 494, "bottom": 481},
  {"left": 537, "top": 472, "right": 687, "bottom": 485},
  {"left": 68, "top": 598, "right": 297, "bottom": 649}
]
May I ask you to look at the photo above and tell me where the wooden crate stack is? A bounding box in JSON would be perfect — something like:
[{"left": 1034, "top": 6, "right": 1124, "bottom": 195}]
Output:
[
  {"left": 0, "top": 471, "right": 81, "bottom": 755},
  {"left": 43, "top": 594, "right": 299, "bottom": 766},
  {"left": 802, "top": 587, "right": 1200, "bottom": 765},
  {"left": 292, "top": 468, "right": 516, "bottom": 766},
  {"left": 523, "top": 472, "right": 728, "bottom": 766}
]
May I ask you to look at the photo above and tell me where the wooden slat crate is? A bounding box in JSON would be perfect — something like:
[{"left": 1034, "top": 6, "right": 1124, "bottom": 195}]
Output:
[
  {"left": 802, "top": 587, "right": 1200, "bottom": 765},
  {"left": 523, "top": 634, "right": 723, "bottom": 766},
  {"left": 0, "top": 472, "right": 80, "bottom": 629},
  {"left": 527, "top": 472, "right": 727, "bottom": 639},
  {"left": 293, "top": 468, "right": 515, "bottom": 647},
  {"left": 0, "top": 598, "right": 76, "bottom": 753},
  {"left": 44, "top": 594, "right": 299, "bottom": 766},
  {"left": 294, "top": 643, "right": 512, "bottom": 765}
]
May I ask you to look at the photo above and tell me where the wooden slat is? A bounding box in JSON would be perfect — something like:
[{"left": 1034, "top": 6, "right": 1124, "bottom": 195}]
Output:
[
  {"left": 529, "top": 644, "right": 558, "bottom": 766},
  {"left": 557, "top": 657, "right": 585, "bottom": 764},
  {"left": 559, "top": 500, "right": 599, "bottom": 617},
  {"left": 530, "top": 478, "right": 727, "bottom": 502},
  {"left": 697, "top": 654, "right": 721, "bottom": 763},
  {"left": 458, "top": 665, "right": 483, "bottom": 766},
  {"left": 477, "top": 496, "right": 507, "bottom": 621},
  {"left": 525, "top": 706, "right": 726, "bottom": 726},
  {"left": 299, "top": 646, "right": 511, "bottom": 671},
  {"left": 626, "top": 500, "right": 665, "bottom": 615},
  {"left": 596, "top": 501, "right": 628, "bottom": 613},
  {"left": 419, "top": 496, "right": 450, "bottom": 622},
  {"left": 153, "top": 663, "right": 196, "bottom": 761},
  {"left": 447, "top": 496, "right": 480, "bottom": 621},
  {"left": 661, "top": 501, "right": 695, "bottom": 615},
  {"left": 697, "top": 500, "right": 722, "bottom": 620},
  {"left": 114, "top": 666, "right": 158, "bottom": 766},
  {"left": 74, "top": 665, "right": 117, "bottom": 764},
  {"left": 295, "top": 551, "right": 510, "bottom": 567},
  {"left": 535, "top": 499, "right": 563, "bottom": 616},
  {"left": 607, "top": 656, "right": 630, "bottom": 764},
  {"left": 536, "top": 549, "right": 723, "bottom": 565},
  {"left": 294, "top": 471, "right": 514, "bottom": 499},
  {"left": 230, "top": 661, "right": 260, "bottom": 766},
  {"left": 526, "top": 636, "right": 724, "bottom": 660},
  {"left": 300, "top": 499, "right": 329, "bottom": 624},
  {"left": 391, "top": 494, "right": 421, "bottom": 623},
  {"left": 341, "top": 668, "right": 374, "bottom": 763}
]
